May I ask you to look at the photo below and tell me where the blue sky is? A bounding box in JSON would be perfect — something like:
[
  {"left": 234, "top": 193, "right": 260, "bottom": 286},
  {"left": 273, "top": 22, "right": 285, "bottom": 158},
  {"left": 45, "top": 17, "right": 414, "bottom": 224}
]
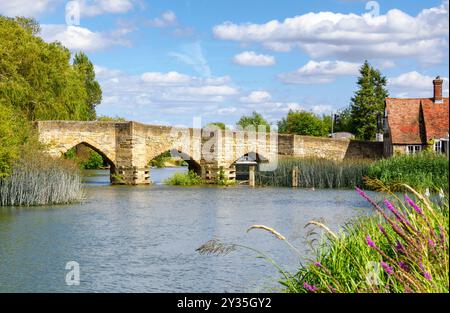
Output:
[{"left": 1, "top": 0, "right": 448, "bottom": 127}]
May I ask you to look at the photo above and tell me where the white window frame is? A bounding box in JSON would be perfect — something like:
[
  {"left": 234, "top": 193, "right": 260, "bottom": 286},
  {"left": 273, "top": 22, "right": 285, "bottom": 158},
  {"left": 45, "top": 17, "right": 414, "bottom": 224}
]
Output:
[
  {"left": 406, "top": 145, "right": 422, "bottom": 155},
  {"left": 434, "top": 138, "right": 449, "bottom": 155}
]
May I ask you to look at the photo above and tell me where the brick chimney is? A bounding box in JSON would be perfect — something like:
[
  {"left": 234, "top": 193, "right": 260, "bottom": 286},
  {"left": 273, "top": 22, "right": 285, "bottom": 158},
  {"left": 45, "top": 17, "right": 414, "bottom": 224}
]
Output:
[{"left": 433, "top": 76, "right": 443, "bottom": 103}]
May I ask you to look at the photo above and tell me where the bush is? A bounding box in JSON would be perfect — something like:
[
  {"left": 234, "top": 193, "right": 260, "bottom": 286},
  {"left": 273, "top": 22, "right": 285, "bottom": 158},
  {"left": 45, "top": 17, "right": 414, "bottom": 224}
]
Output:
[
  {"left": 164, "top": 170, "right": 203, "bottom": 186},
  {"left": 256, "top": 157, "right": 370, "bottom": 189},
  {"left": 367, "top": 152, "right": 449, "bottom": 192}
]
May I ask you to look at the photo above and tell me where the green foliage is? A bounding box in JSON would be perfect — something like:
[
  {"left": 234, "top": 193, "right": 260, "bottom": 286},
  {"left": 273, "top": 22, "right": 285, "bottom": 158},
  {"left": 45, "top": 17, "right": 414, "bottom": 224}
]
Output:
[
  {"left": 367, "top": 152, "right": 449, "bottom": 192},
  {"left": 165, "top": 170, "right": 203, "bottom": 186},
  {"left": 256, "top": 157, "right": 370, "bottom": 189},
  {"left": 284, "top": 187, "right": 449, "bottom": 293},
  {"left": 0, "top": 16, "right": 100, "bottom": 121},
  {"left": 278, "top": 110, "right": 331, "bottom": 136},
  {"left": 150, "top": 151, "right": 172, "bottom": 168},
  {"left": 82, "top": 151, "right": 104, "bottom": 169},
  {"left": 73, "top": 52, "right": 102, "bottom": 120},
  {"left": 216, "top": 168, "right": 236, "bottom": 186},
  {"left": 64, "top": 147, "right": 105, "bottom": 169},
  {"left": 205, "top": 122, "right": 227, "bottom": 130},
  {"left": 333, "top": 107, "right": 354, "bottom": 133},
  {"left": 236, "top": 111, "right": 271, "bottom": 132},
  {"left": 97, "top": 115, "right": 126, "bottom": 122},
  {"left": 0, "top": 104, "right": 31, "bottom": 177},
  {"left": 350, "top": 61, "right": 388, "bottom": 140}
]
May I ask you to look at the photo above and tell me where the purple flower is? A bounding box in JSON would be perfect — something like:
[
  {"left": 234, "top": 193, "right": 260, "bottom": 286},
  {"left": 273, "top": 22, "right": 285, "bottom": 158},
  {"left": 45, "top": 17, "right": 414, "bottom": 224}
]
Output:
[
  {"left": 396, "top": 240, "right": 405, "bottom": 253},
  {"left": 404, "top": 195, "right": 423, "bottom": 215},
  {"left": 381, "top": 261, "right": 394, "bottom": 275},
  {"left": 355, "top": 187, "right": 367, "bottom": 199},
  {"left": 398, "top": 261, "right": 409, "bottom": 272},
  {"left": 423, "top": 272, "right": 432, "bottom": 281},
  {"left": 428, "top": 239, "right": 436, "bottom": 248},
  {"left": 366, "top": 235, "right": 377, "bottom": 249},
  {"left": 303, "top": 282, "right": 318, "bottom": 292},
  {"left": 378, "top": 224, "right": 387, "bottom": 236},
  {"left": 384, "top": 199, "right": 404, "bottom": 222},
  {"left": 314, "top": 262, "right": 322, "bottom": 268}
]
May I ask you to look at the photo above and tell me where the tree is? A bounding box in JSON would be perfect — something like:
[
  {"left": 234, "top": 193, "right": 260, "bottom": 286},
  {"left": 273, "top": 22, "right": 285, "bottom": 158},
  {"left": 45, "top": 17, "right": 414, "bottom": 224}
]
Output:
[
  {"left": 73, "top": 52, "right": 102, "bottom": 120},
  {"left": 278, "top": 110, "right": 330, "bottom": 136},
  {"left": 205, "top": 122, "right": 227, "bottom": 130},
  {"left": 0, "top": 16, "right": 98, "bottom": 121},
  {"left": 236, "top": 111, "right": 271, "bottom": 132},
  {"left": 350, "top": 61, "right": 388, "bottom": 140},
  {"left": 333, "top": 107, "right": 353, "bottom": 133}
]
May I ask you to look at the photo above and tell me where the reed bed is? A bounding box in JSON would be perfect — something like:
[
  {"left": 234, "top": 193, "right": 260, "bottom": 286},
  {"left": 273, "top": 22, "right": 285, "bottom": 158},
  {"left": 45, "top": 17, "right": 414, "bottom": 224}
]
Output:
[
  {"left": 0, "top": 152, "right": 84, "bottom": 206},
  {"left": 255, "top": 157, "right": 371, "bottom": 189}
]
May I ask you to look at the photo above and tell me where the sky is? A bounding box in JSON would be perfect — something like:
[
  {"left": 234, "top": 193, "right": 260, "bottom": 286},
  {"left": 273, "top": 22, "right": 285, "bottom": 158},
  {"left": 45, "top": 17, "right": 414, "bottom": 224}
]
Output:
[{"left": 0, "top": 0, "right": 449, "bottom": 127}]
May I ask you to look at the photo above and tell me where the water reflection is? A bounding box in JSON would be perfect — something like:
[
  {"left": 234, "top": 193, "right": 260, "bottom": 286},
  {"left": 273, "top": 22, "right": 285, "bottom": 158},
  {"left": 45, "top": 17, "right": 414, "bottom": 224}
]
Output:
[{"left": 0, "top": 168, "right": 378, "bottom": 292}]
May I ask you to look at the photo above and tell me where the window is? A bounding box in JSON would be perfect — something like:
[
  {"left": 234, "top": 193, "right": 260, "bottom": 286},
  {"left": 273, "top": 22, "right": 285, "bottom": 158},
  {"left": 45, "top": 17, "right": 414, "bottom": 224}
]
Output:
[
  {"left": 406, "top": 145, "right": 422, "bottom": 155},
  {"left": 434, "top": 139, "right": 449, "bottom": 155}
]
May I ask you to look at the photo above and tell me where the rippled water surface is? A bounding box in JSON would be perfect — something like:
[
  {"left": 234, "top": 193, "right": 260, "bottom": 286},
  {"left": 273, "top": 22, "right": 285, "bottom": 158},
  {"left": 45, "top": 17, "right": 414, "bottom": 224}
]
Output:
[{"left": 0, "top": 168, "right": 378, "bottom": 292}]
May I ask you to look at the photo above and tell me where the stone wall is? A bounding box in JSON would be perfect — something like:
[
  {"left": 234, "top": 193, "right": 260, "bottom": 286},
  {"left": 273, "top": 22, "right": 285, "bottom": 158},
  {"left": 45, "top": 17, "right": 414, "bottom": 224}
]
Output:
[{"left": 278, "top": 134, "right": 383, "bottom": 160}]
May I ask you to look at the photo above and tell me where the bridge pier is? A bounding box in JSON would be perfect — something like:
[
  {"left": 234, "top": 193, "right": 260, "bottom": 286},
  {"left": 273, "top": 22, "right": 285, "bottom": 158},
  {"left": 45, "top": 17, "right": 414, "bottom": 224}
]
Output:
[{"left": 111, "top": 166, "right": 150, "bottom": 185}]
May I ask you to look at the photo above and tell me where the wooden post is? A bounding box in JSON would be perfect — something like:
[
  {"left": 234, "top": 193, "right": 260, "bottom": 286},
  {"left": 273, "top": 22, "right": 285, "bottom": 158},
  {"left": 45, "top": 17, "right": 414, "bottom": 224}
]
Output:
[
  {"left": 249, "top": 165, "right": 255, "bottom": 187},
  {"left": 292, "top": 166, "right": 299, "bottom": 188}
]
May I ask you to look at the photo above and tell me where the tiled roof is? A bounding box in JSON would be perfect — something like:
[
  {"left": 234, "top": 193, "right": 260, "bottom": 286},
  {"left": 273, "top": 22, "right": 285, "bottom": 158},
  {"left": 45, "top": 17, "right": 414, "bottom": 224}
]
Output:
[
  {"left": 421, "top": 98, "right": 449, "bottom": 141},
  {"left": 385, "top": 97, "right": 449, "bottom": 144}
]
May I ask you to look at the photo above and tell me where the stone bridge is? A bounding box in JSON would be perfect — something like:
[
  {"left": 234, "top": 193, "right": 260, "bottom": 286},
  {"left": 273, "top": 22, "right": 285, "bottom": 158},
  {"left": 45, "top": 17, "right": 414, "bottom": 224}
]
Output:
[{"left": 34, "top": 121, "right": 383, "bottom": 185}]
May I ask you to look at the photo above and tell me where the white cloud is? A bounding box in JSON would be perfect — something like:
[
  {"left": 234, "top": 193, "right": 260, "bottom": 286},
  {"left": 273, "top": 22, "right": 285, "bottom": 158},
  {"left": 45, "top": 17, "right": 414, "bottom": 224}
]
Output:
[
  {"left": 240, "top": 91, "right": 272, "bottom": 103},
  {"left": 78, "top": 0, "right": 134, "bottom": 17},
  {"left": 0, "top": 0, "right": 57, "bottom": 17},
  {"left": 233, "top": 51, "right": 276, "bottom": 67},
  {"left": 141, "top": 71, "right": 192, "bottom": 84},
  {"left": 148, "top": 10, "right": 177, "bottom": 28},
  {"left": 279, "top": 60, "right": 360, "bottom": 84},
  {"left": 388, "top": 71, "right": 449, "bottom": 98},
  {"left": 213, "top": 1, "right": 449, "bottom": 63},
  {"left": 40, "top": 24, "right": 131, "bottom": 51}
]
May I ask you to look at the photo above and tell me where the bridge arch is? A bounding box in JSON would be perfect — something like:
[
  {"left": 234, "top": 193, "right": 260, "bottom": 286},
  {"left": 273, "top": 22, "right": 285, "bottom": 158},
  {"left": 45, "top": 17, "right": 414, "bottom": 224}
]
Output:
[
  {"left": 63, "top": 141, "right": 117, "bottom": 171},
  {"left": 147, "top": 149, "right": 201, "bottom": 175}
]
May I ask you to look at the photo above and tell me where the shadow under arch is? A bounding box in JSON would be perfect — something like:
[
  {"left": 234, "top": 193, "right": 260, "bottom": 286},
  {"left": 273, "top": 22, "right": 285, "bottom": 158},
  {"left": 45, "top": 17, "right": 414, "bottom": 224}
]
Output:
[
  {"left": 64, "top": 141, "right": 117, "bottom": 173},
  {"left": 148, "top": 149, "right": 202, "bottom": 175}
]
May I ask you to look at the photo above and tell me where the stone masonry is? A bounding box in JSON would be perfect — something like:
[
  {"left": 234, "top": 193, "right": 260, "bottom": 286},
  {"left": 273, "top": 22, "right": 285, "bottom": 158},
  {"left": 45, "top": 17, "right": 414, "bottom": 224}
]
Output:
[{"left": 35, "top": 121, "right": 383, "bottom": 185}]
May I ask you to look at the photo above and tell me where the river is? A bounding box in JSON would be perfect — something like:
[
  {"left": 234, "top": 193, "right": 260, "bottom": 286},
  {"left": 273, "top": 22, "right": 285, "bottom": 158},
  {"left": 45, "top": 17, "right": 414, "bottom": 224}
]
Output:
[{"left": 0, "top": 168, "right": 378, "bottom": 292}]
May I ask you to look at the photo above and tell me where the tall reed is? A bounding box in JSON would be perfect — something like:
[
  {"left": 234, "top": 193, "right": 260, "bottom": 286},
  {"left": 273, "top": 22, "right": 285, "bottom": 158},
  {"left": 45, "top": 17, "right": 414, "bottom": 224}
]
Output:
[
  {"left": 255, "top": 157, "right": 370, "bottom": 189},
  {"left": 0, "top": 151, "right": 84, "bottom": 206}
]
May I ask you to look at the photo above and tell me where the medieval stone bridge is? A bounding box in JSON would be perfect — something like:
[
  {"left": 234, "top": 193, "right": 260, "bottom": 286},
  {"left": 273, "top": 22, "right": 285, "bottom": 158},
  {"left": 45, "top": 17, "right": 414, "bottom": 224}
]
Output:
[{"left": 34, "top": 121, "right": 383, "bottom": 185}]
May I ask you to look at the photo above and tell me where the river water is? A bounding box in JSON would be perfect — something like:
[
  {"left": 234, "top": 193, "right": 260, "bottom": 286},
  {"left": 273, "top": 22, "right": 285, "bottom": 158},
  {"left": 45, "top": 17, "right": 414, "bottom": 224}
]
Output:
[{"left": 0, "top": 168, "right": 378, "bottom": 292}]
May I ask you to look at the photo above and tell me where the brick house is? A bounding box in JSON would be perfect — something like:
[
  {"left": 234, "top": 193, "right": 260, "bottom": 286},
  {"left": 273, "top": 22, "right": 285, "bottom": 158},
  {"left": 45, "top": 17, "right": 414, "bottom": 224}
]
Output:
[{"left": 383, "top": 76, "right": 449, "bottom": 157}]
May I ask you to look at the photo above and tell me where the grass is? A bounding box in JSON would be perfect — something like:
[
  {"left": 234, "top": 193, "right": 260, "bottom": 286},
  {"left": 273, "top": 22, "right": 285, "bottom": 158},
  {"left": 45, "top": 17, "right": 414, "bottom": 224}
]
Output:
[
  {"left": 255, "top": 157, "right": 370, "bottom": 189},
  {"left": 164, "top": 170, "right": 203, "bottom": 186},
  {"left": 367, "top": 152, "right": 448, "bottom": 192},
  {"left": 0, "top": 151, "right": 84, "bottom": 206}
]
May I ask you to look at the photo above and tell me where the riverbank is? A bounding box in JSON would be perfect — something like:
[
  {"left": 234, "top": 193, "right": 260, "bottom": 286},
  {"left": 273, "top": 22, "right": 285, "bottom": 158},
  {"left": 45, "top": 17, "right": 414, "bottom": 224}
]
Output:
[{"left": 282, "top": 185, "right": 449, "bottom": 293}]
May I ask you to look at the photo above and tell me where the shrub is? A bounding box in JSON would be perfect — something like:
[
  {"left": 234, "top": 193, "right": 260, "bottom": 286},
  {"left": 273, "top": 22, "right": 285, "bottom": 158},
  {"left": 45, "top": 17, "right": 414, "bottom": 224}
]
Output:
[{"left": 164, "top": 170, "right": 203, "bottom": 186}]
